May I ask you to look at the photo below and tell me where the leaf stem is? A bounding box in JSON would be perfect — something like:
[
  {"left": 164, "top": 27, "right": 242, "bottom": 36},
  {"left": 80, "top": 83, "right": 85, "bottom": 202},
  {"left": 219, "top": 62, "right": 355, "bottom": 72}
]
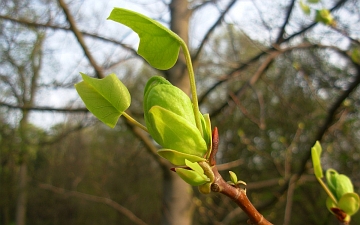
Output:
[
  {"left": 122, "top": 112, "right": 148, "bottom": 133},
  {"left": 179, "top": 39, "right": 203, "bottom": 135},
  {"left": 316, "top": 177, "right": 338, "bottom": 204}
]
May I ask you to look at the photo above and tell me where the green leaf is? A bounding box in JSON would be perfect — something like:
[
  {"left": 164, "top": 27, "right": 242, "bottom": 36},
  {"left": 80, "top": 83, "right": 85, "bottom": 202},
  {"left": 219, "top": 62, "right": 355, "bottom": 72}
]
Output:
[
  {"left": 229, "top": 171, "right": 238, "bottom": 184},
  {"left": 326, "top": 197, "right": 337, "bottom": 214},
  {"left": 175, "top": 167, "right": 209, "bottom": 186},
  {"left": 75, "top": 73, "right": 130, "bottom": 128},
  {"left": 338, "top": 193, "right": 359, "bottom": 216},
  {"left": 311, "top": 141, "right": 323, "bottom": 178},
  {"left": 108, "top": 8, "right": 182, "bottom": 70},
  {"left": 148, "top": 106, "right": 207, "bottom": 157},
  {"left": 315, "top": 9, "right": 335, "bottom": 25},
  {"left": 185, "top": 159, "right": 204, "bottom": 174},
  {"left": 351, "top": 48, "right": 360, "bottom": 65},
  {"left": 307, "top": 0, "right": 320, "bottom": 3},
  {"left": 326, "top": 169, "right": 354, "bottom": 200},
  {"left": 201, "top": 113, "right": 212, "bottom": 152},
  {"left": 300, "top": 1, "right": 311, "bottom": 15},
  {"left": 144, "top": 76, "right": 196, "bottom": 126},
  {"left": 157, "top": 149, "right": 206, "bottom": 166}
]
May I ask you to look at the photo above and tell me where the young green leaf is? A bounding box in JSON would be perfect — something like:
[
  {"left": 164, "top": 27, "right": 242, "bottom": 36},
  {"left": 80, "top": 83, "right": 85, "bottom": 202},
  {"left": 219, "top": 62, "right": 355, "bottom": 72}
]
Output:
[
  {"left": 315, "top": 9, "right": 335, "bottom": 25},
  {"left": 108, "top": 8, "right": 182, "bottom": 70},
  {"left": 185, "top": 159, "right": 204, "bottom": 174},
  {"left": 300, "top": 0, "right": 311, "bottom": 15},
  {"left": 75, "top": 73, "right": 130, "bottom": 128},
  {"left": 307, "top": 0, "right": 320, "bottom": 3},
  {"left": 229, "top": 171, "right": 238, "bottom": 184},
  {"left": 338, "top": 193, "right": 360, "bottom": 216},
  {"left": 148, "top": 105, "right": 207, "bottom": 157},
  {"left": 175, "top": 167, "right": 209, "bottom": 186},
  {"left": 311, "top": 141, "right": 323, "bottom": 178},
  {"left": 157, "top": 149, "right": 205, "bottom": 166}
]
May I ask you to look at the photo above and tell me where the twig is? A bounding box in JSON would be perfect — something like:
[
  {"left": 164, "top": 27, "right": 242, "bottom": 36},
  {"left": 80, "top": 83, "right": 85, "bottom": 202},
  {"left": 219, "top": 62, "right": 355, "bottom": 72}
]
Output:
[
  {"left": 57, "top": 0, "right": 104, "bottom": 79},
  {"left": 38, "top": 183, "right": 148, "bottom": 225},
  {"left": 192, "top": 0, "right": 237, "bottom": 64},
  {"left": 210, "top": 127, "right": 273, "bottom": 225}
]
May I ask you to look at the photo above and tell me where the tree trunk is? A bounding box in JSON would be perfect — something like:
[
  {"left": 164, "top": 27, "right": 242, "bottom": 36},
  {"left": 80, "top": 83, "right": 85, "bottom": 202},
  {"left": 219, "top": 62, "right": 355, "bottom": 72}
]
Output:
[
  {"left": 161, "top": 1, "right": 195, "bottom": 225},
  {"left": 15, "top": 162, "right": 27, "bottom": 225},
  {"left": 161, "top": 170, "right": 194, "bottom": 225}
]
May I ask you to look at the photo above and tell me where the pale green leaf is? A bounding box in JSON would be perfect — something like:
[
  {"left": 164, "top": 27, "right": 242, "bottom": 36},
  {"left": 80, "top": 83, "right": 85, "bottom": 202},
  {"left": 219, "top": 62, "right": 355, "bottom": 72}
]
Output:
[
  {"left": 157, "top": 149, "right": 205, "bottom": 166},
  {"left": 185, "top": 159, "right": 204, "bottom": 174},
  {"left": 229, "top": 171, "right": 238, "bottom": 184},
  {"left": 326, "top": 197, "right": 337, "bottom": 214},
  {"left": 311, "top": 141, "right": 323, "bottom": 178},
  {"left": 148, "top": 106, "right": 207, "bottom": 156},
  {"left": 307, "top": 0, "right": 320, "bottom": 3},
  {"left": 338, "top": 193, "right": 359, "bottom": 216},
  {"left": 300, "top": 0, "right": 311, "bottom": 15},
  {"left": 108, "top": 8, "right": 182, "bottom": 70},
  {"left": 75, "top": 73, "right": 130, "bottom": 128},
  {"left": 175, "top": 168, "right": 209, "bottom": 186}
]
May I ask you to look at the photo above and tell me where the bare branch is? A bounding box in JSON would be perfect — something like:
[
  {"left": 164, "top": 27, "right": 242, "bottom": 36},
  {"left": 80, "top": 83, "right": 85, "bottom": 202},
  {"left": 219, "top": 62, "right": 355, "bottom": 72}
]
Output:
[
  {"left": 0, "top": 14, "right": 138, "bottom": 55},
  {"left": 192, "top": 0, "right": 237, "bottom": 64},
  {"left": 38, "top": 183, "right": 148, "bottom": 225},
  {"left": 216, "top": 158, "right": 244, "bottom": 171},
  {"left": 0, "top": 101, "right": 88, "bottom": 113},
  {"left": 199, "top": 0, "right": 350, "bottom": 106},
  {"left": 275, "top": 0, "right": 296, "bottom": 44},
  {"left": 57, "top": 0, "right": 104, "bottom": 78}
]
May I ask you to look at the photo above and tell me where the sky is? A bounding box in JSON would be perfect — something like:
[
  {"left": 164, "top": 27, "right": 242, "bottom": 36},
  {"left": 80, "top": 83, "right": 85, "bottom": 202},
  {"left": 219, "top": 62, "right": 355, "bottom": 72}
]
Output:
[{"left": 6, "top": 0, "right": 356, "bottom": 129}]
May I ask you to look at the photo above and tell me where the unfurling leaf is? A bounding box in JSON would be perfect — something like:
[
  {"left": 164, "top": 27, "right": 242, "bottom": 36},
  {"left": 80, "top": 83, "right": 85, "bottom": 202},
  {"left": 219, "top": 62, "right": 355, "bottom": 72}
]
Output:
[
  {"left": 315, "top": 9, "right": 335, "bottom": 26},
  {"left": 300, "top": 0, "right": 311, "bottom": 15},
  {"left": 75, "top": 73, "right": 130, "bottom": 128},
  {"left": 108, "top": 8, "right": 182, "bottom": 70},
  {"left": 326, "top": 169, "right": 354, "bottom": 200},
  {"left": 307, "top": 0, "right": 320, "bottom": 3},
  {"left": 229, "top": 171, "right": 238, "bottom": 184},
  {"left": 157, "top": 149, "right": 206, "bottom": 166},
  {"left": 143, "top": 76, "right": 207, "bottom": 165},
  {"left": 338, "top": 193, "right": 360, "bottom": 216},
  {"left": 311, "top": 141, "right": 323, "bottom": 178},
  {"left": 176, "top": 160, "right": 210, "bottom": 186}
]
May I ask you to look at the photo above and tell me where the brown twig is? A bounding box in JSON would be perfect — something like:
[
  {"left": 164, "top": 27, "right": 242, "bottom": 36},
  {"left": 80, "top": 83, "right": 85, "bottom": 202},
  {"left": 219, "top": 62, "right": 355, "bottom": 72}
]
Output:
[
  {"left": 211, "top": 167, "right": 273, "bottom": 225},
  {"left": 210, "top": 127, "right": 273, "bottom": 225}
]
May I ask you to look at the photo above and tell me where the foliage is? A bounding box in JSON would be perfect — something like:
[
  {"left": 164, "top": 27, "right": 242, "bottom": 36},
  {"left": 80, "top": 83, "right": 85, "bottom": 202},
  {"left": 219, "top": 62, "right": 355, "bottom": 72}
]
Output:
[{"left": 312, "top": 141, "right": 359, "bottom": 223}]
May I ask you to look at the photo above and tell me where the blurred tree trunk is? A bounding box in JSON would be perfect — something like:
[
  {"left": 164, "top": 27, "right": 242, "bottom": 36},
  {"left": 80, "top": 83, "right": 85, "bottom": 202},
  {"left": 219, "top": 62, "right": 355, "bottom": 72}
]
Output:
[
  {"left": 161, "top": 1, "right": 194, "bottom": 225},
  {"left": 15, "top": 33, "right": 44, "bottom": 225}
]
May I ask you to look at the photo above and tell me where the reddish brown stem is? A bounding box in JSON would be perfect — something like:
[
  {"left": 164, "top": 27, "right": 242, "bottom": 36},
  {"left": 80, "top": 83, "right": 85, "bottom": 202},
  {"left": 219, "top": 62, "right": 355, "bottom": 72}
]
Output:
[
  {"left": 211, "top": 166, "right": 273, "bottom": 225},
  {"left": 210, "top": 127, "right": 272, "bottom": 225}
]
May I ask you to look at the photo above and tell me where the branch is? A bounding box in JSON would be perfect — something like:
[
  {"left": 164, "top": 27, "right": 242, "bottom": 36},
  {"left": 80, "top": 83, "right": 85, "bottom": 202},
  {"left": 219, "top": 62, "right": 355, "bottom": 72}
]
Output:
[
  {"left": 216, "top": 158, "right": 244, "bottom": 171},
  {"left": 0, "top": 101, "right": 88, "bottom": 113},
  {"left": 38, "top": 183, "right": 148, "bottom": 225},
  {"left": 275, "top": 0, "right": 296, "bottom": 44},
  {"left": 57, "top": 0, "right": 104, "bottom": 78},
  {"left": 199, "top": 0, "right": 350, "bottom": 105},
  {"left": 192, "top": 0, "right": 237, "bottom": 65},
  {"left": 210, "top": 127, "right": 273, "bottom": 225},
  {"left": 297, "top": 63, "right": 360, "bottom": 177},
  {"left": 211, "top": 167, "right": 273, "bottom": 225},
  {"left": 0, "top": 14, "right": 138, "bottom": 56},
  {"left": 210, "top": 50, "right": 280, "bottom": 117}
]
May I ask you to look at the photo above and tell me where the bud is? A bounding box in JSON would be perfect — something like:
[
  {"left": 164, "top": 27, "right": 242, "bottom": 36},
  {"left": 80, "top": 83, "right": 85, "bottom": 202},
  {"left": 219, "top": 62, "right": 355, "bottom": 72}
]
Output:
[{"left": 143, "top": 76, "right": 208, "bottom": 166}]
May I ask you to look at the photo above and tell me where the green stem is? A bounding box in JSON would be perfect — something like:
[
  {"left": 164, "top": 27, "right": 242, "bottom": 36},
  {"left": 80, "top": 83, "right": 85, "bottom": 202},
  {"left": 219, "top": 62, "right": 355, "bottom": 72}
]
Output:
[
  {"left": 123, "top": 112, "right": 149, "bottom": 133},
  {"left": 317, "top": 177, "right": 338, "bottom": 204},
  {"left": 179, "top": 39, "right": 203, "bottom": 135}
]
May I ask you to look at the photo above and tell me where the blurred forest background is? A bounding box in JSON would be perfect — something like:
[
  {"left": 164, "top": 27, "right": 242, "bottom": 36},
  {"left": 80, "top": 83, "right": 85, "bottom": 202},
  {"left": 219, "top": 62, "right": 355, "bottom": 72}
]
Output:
[{"left": 1, "top": 0, "right": 360, "bottom": 224}]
